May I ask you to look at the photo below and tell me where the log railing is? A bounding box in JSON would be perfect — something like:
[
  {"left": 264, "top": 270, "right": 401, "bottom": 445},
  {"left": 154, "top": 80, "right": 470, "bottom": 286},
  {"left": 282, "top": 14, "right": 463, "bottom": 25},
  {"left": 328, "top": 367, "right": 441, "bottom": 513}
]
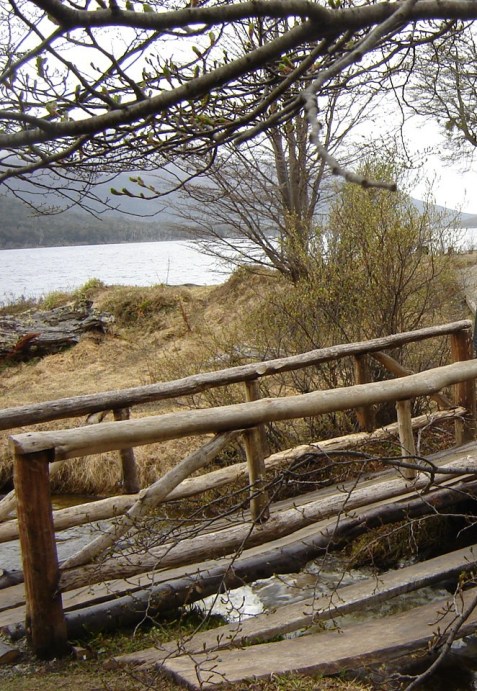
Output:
[{"left": 3, "top": 320, "right": 477, "bottom": 658}]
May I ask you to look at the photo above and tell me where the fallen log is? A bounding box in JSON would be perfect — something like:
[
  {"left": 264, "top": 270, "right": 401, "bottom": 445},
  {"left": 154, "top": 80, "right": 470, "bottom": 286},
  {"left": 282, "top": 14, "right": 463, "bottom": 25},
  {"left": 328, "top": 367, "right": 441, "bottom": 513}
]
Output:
[
  {"left": 0, "top": 301, "right": 111, "bottom": 362},
  {"left": 59, "top": 471, "right": 477, "bottom": 592}
]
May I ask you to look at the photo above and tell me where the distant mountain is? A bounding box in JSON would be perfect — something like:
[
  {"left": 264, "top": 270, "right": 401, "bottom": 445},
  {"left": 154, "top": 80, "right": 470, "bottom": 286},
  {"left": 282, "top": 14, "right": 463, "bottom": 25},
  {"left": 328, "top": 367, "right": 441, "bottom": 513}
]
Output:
[
  {"left": 0, "top": 188, "right": 186, "bottom": 250},
  {"left": 1, "top": 166, "right": 475, "bottom": 249},
  {"left": 458, "top": 214, "right": 477, "bottom": 228},
  {"left": 410, "top": 198, "right": 477, "bottom": 227}
]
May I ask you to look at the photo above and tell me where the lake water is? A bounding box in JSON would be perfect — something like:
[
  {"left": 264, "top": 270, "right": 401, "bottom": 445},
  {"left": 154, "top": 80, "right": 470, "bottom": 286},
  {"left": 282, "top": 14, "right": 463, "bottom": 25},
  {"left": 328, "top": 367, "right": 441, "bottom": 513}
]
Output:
[{"left": 0, "top": 241, "right": 231, "bottom": 302}]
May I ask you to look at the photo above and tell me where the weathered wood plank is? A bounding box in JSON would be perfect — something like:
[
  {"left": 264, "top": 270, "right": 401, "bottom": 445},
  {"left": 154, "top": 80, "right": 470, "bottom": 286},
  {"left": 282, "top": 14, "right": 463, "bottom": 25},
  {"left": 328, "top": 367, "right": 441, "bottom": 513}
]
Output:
[
  {"left": 162, "top": 587, "right": 477, "bottom": 689},
  {"left": 0, "top": 321, "right": 471, "bottom": 431},
  {"left": 113, "top": 544, "right": 477, "bottom": 669},
  {"left": 10, "top": 360, "right": 477, "bottom": 461}
]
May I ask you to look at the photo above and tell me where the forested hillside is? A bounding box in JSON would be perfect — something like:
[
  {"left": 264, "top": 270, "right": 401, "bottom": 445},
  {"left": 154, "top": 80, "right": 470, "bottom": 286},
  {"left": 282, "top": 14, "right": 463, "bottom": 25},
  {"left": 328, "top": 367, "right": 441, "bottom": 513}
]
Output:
[{"left": 0, "top": 194, "right": 183, "bottom": 249}]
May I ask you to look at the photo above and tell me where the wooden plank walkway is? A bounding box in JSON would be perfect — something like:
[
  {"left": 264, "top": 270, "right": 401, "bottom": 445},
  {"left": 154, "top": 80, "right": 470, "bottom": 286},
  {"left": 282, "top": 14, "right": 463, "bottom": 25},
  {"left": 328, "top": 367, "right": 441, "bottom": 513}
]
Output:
[
  {"left": 113, "top": 543, "right": 477, "bottom": 669},
  {"left": 162, "top": 586, "right": 477, "bottom": 689},
  {"left": 1, "top": 448, "right": 476, "bottom": 633}
]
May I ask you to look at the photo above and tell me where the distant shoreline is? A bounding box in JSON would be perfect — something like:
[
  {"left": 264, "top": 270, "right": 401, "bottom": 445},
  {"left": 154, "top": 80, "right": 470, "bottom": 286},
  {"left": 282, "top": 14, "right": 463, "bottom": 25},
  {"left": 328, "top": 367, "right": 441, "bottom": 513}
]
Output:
[{"left": 0, "top": 237, "right": 188, "bottom": 251}]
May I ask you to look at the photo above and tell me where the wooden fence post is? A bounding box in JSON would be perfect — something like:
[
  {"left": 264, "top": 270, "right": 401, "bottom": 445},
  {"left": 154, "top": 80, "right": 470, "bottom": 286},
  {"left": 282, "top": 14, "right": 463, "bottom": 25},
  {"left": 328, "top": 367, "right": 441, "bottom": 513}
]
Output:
[
  {"left": 353, "top": 355, "right": 375, "bottom": 432},
  {"left": 113, "top": 408, "right": 140, "bottom": 493},
  {"left": 451, "top": 329, "right": 477, "bottom": 445},
  {"left": 13, "top": 448, "right": 68, "bottom": 659},
  {"left": 396, "top": 400, "right": 418, "bottom": 480},
  {"left": 243, "top": 380, "right": 270, "bottom": 523}
]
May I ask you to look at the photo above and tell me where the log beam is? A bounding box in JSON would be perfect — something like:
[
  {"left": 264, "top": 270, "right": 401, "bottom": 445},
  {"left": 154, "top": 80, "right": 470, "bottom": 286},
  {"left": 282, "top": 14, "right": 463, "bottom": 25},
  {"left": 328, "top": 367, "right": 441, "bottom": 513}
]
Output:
[
  {"left": 112, "top": 408, "right": 140, "bottom": 494},
  {"left": 451, "top": 330, "right": 477, "bottom": 444},
  {"left": 353, "top": 355, "right": 375, "bottom": 431},
  {"left": 396, "top": 400, "right": 417, "bottom": 480},
  {"left": 13, "top": 449, "right": 68, "bottom": 659},
  {"left": 243, "top": 380, "right": 269, "bottom": 523}
]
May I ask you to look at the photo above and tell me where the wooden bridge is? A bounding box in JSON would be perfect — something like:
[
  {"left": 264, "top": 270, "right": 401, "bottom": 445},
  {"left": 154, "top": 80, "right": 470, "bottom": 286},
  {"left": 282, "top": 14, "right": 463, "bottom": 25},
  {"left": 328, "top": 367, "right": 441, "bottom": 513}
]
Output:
[{"left": 1, "top": 319, "right": 477, "bottom": 687}]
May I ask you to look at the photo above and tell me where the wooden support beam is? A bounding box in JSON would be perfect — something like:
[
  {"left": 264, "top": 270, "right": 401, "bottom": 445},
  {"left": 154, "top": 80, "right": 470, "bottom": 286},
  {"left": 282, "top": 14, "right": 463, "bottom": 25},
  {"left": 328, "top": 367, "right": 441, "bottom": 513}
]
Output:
[
  {"left": 353, "top": 355, "right": 375, "bottom": 431},
  {"left": 451, "top": 329, "right": 477, "bottom": 444},
  {"left": 243, "top": 381, "right": 269, "bottom": 523},
  {"left": 113, "top": 408, "right": 140, "bottom": 494},
  {"left": 396, "top": 400, "right": 417, "bottom": 480},
  {"left": 371, "top": 351, "right": 453, "bottom": 409},
  {"left": 13, "top": 449, "right": 68, "bottom": 659},
  {"left": 61, "top": 431, "right": 241, "bottom": 571}
]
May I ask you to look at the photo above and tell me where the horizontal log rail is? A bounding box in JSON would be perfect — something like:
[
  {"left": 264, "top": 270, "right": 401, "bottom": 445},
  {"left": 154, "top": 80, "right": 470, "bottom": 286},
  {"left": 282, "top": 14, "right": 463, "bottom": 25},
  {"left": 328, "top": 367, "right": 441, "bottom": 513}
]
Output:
[
  {"left": 0, "top": 320, "right": 471, "bottom": 430},
  {"left": 0, "top": 408, "right": 465, "bottom": 545},
  {"left": 10, "top": 359, "right": 477, "bottom": 461}
]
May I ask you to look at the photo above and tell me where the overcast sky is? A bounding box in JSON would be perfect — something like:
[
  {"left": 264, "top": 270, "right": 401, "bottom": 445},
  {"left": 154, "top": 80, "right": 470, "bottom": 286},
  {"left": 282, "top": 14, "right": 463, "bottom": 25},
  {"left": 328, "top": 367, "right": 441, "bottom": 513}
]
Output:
[{"left": 405, "top": 119, "right": 476, "bottom": 214}]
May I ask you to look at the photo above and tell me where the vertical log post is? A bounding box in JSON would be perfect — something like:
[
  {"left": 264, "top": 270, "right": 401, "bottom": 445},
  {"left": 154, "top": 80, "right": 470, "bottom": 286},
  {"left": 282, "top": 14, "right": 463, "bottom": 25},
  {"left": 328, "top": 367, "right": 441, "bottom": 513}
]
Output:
[
  {"left": 353, "top": 355, "right": 376, "bottom": 432},
  {"left": 243, "top": 380, "right": 270, "bottom": 523},
  {"left": 451, "top": 329, "right": 477, "bottom": 445},
  {"left": 13, "top": 448, "right": 68, "bottom": 659},
  {"left": 113, "top": 408, "right": 140, "bottom": 493},
  {"left": 396, "top": 399, "right": 418, "bottom": 480}
]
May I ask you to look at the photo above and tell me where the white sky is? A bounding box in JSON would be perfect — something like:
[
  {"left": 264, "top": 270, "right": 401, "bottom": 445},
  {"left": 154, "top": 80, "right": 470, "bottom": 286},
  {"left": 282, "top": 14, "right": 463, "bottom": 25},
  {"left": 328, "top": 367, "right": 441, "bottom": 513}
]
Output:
[
  {"left": 405, "top": 119, "right": 477, "bottom": 214},
  {"left": 412, "top": 162, "right": 477, "bottom": 214}
]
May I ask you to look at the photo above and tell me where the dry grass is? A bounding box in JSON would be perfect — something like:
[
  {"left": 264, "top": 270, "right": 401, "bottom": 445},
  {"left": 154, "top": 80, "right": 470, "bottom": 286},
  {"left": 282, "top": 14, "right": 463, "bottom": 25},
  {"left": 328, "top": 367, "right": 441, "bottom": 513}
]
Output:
[{"left": 0, "top": 270, "right": 277, "bottom": 494}]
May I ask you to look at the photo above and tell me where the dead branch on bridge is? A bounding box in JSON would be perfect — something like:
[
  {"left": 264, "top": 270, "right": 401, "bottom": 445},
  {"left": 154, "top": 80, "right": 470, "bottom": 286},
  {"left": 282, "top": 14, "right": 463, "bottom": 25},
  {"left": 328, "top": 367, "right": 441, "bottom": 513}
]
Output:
[{"left": 5, "top": 475, "right": 476, "bottom": 641}]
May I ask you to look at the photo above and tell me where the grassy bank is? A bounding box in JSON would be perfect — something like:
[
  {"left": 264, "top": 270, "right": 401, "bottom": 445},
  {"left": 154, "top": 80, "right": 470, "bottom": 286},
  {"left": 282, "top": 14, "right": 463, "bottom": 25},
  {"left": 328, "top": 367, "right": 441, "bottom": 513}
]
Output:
[{"left": 0, "top": 269, "right": 282, "bottom": 493}]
